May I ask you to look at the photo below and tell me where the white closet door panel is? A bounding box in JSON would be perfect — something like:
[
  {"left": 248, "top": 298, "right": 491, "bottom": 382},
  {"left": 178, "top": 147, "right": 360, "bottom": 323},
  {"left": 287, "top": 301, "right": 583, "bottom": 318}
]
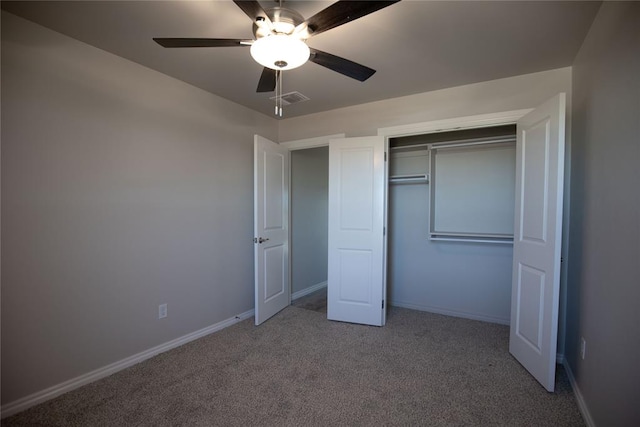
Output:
[
  {"left": 254, "top": 135, "right": 289, "bottom": 325},
  {"left": 328, "top": 136, "right": 386, "bottom": 326},
  {"left": 510, "top": 93, "right": 565, "bottom": 392}
]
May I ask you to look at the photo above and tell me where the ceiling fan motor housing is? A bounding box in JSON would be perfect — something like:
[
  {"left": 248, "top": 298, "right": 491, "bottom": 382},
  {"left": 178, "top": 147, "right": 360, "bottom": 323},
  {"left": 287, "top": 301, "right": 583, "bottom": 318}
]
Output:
[{"left": 253, "top": 7, "right": 308, "bottom": 39}]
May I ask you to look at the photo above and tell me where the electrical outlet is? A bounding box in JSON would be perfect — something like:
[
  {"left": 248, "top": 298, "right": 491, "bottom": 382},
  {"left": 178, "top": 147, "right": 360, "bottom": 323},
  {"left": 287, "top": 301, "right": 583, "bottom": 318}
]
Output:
[
  {"left": 580, "top": 337, "right": 586, "bottom": 360},
  {"left": 158, "top": 303, "right": 167, "bottom": 319}
]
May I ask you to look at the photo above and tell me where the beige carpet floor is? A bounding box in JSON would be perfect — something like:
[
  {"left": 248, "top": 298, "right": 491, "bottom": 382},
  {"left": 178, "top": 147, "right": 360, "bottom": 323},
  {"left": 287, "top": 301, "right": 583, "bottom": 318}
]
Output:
[
  {"left": 2, "top": 306, "right": 584, "bottom": 426},
  {"left": 291, "top": 288, "right": 327, "bottom": 313}
]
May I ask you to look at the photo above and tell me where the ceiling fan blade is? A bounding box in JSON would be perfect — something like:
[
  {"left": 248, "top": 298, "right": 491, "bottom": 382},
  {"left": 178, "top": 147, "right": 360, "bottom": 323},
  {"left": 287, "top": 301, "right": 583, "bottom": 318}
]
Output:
[
  {"left": 232, "top": 0, "right": 272, "bottom": 27},
  {"left": 153, "top": 38, "right": 251, "bottom": 48},
  {"left": 305, "top": 1, "right": 400, "bottom": 37},
  {"left": 309, "top": 48, "right": 376, "bottom": 82},
  {"left": 257, "top": 68, "right": 277, "bottom": 92}
]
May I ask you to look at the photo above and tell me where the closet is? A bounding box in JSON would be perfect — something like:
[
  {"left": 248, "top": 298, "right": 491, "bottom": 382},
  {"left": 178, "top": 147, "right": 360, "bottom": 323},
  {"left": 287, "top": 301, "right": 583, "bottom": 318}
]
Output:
[
  {"left": 290, "top": 147, "right": 329, "bottom": 300},
  {"left": 387, "top": 125, "right": 516, "bottom": 325},
  {"left": 290, "top": 125, "right": 517, "bottom": 325}
]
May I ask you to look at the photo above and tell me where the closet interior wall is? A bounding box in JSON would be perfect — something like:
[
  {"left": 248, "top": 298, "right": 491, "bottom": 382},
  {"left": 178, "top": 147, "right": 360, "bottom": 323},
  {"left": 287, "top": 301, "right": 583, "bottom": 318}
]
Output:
[
  {"left": 387, "top": 125, "right": 516, "bottom": 324},
  {"left": 290, "top": 147, "right": 329, "bottom": 297}
]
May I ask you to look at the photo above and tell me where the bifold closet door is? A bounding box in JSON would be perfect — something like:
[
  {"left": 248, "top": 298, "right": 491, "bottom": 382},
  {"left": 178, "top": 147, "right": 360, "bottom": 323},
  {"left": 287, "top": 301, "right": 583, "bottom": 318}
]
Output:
[{"left": 327, "top": 136, "right": 387, "bottom": 326}]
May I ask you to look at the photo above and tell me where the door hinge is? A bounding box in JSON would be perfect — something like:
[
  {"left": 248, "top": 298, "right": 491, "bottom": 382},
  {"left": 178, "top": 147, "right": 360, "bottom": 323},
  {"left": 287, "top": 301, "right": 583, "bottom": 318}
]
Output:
[
  {"left": 382, "top": 300, "right": 385, "bottom": 309},
  {"left": 383, "top": 227, "right": 386, "bottom": 236},
  {"left": 384, "top": 152, "right": 387, "bottom": 161}
]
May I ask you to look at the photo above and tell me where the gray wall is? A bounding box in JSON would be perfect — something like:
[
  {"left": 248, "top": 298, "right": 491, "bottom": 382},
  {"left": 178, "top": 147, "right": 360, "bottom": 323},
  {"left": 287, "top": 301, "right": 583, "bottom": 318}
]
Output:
[
  {"left": 1, "top": 12, "right": 277, "bottom": 405},
  {"left": 278, "top": 68, "right": 572, "bottom": 141},
  {"left": 290, "top": 147, "right": 329, "bottom": 295},
  {"left": 567, "top": 2, "right": 640, "bottom": 425}
]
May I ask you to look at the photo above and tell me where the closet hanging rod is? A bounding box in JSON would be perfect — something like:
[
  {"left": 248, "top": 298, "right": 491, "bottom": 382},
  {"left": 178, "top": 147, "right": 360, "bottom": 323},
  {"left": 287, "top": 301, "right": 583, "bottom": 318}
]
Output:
[
  {"left": 432, "top": 136, "right": 515, "bottom": 150},
  {"left": 389, "top": 173, "right": 429, "bottom": 184},
  {"left": 430, "top": 236, "right": 514, "bottom": 245},
  {"left": 390, "top": 135, "right": 515, "bottom": 151},
  {"left": 389, "top": 142, "right": 430, "bottom": 151}
]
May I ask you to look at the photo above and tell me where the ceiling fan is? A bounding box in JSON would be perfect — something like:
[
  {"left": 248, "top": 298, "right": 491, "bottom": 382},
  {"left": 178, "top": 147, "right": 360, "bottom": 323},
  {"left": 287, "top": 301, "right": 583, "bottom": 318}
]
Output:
[{"left": 153, "top": 1, "right": 400, "bottom": 97}]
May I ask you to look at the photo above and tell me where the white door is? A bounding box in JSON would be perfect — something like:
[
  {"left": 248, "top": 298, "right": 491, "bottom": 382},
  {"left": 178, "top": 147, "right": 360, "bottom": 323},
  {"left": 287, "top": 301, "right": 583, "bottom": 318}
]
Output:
[
  {"left": 327, "top": 136, "right": 387, "bottom": 326},
  {"left": 510, "top": 93, "right": 566, "bottom": 391},
  {"left": 254, "top": 135, "right": 289, "bottom": 325}
]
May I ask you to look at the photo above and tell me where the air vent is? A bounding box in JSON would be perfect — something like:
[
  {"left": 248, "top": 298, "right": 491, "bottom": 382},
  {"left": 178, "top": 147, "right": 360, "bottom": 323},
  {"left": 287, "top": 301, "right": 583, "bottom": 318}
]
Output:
[{"left": 269, "top": 91, "right": 310, "bottom": 106}]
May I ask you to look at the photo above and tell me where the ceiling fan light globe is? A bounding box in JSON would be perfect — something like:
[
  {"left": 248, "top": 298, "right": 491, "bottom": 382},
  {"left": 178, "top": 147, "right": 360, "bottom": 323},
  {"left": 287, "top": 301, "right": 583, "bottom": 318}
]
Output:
[{"left": 250, "top": 35, "right": 310, "bottom": 71}]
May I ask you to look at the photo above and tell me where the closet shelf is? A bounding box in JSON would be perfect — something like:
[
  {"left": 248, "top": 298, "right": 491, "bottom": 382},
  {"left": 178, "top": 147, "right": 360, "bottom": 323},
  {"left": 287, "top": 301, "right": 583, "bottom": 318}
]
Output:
[{"left": 389, "top": 173, "right": 429, "bottom": 184}]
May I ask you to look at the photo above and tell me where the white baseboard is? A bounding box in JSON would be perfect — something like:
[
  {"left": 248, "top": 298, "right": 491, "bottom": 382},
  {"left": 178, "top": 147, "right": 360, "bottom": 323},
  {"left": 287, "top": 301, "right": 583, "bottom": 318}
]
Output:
[
  {"left": 563, "top": 360, "right": 596, "bottom": 427},
  {"left": 389, "top": 301, "right": 510, "bottom": 325},
  {"left": 0, "top": 308, "right": 255, "bottom": 419},
  {"left": 291, "top": 281, "right": 327, "bottom": 301}
]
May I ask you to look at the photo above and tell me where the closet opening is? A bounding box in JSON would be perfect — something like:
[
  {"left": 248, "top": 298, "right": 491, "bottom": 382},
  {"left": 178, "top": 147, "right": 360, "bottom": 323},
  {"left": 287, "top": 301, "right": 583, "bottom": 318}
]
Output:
[
  {"left": 289, "top": 124, "right": 517, "bottom": 325},
  {"left": 289, "top": 146, "right": 329, "bottom": 313},
  {"left": 387, "top": 124, "right": 516, "bottom": 324}
]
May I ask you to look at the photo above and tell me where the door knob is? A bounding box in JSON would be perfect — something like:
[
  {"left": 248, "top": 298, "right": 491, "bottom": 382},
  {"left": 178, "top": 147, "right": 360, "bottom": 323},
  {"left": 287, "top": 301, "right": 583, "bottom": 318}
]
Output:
[{"left": 258, "top": 237, "right": 269, "bottom": 244}]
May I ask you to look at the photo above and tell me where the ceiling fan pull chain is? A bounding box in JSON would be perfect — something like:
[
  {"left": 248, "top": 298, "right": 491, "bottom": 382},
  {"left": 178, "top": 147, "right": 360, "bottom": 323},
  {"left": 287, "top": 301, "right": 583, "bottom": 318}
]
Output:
[
  {"left": 279, "top": 70, "right": 281, "bottom": 116},
  {"left": 279, "top": 70, "right": 283, "bottom": 117},
  {"left": 274, "top": 69, "right": 279, "bottom": 116}
]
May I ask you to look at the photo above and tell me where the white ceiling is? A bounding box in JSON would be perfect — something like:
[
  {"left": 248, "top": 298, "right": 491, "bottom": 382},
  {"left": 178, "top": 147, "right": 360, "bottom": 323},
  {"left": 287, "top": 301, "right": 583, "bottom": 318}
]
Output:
[{"left": 2, "top": 1, "right": 600, "bottom": 119}]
